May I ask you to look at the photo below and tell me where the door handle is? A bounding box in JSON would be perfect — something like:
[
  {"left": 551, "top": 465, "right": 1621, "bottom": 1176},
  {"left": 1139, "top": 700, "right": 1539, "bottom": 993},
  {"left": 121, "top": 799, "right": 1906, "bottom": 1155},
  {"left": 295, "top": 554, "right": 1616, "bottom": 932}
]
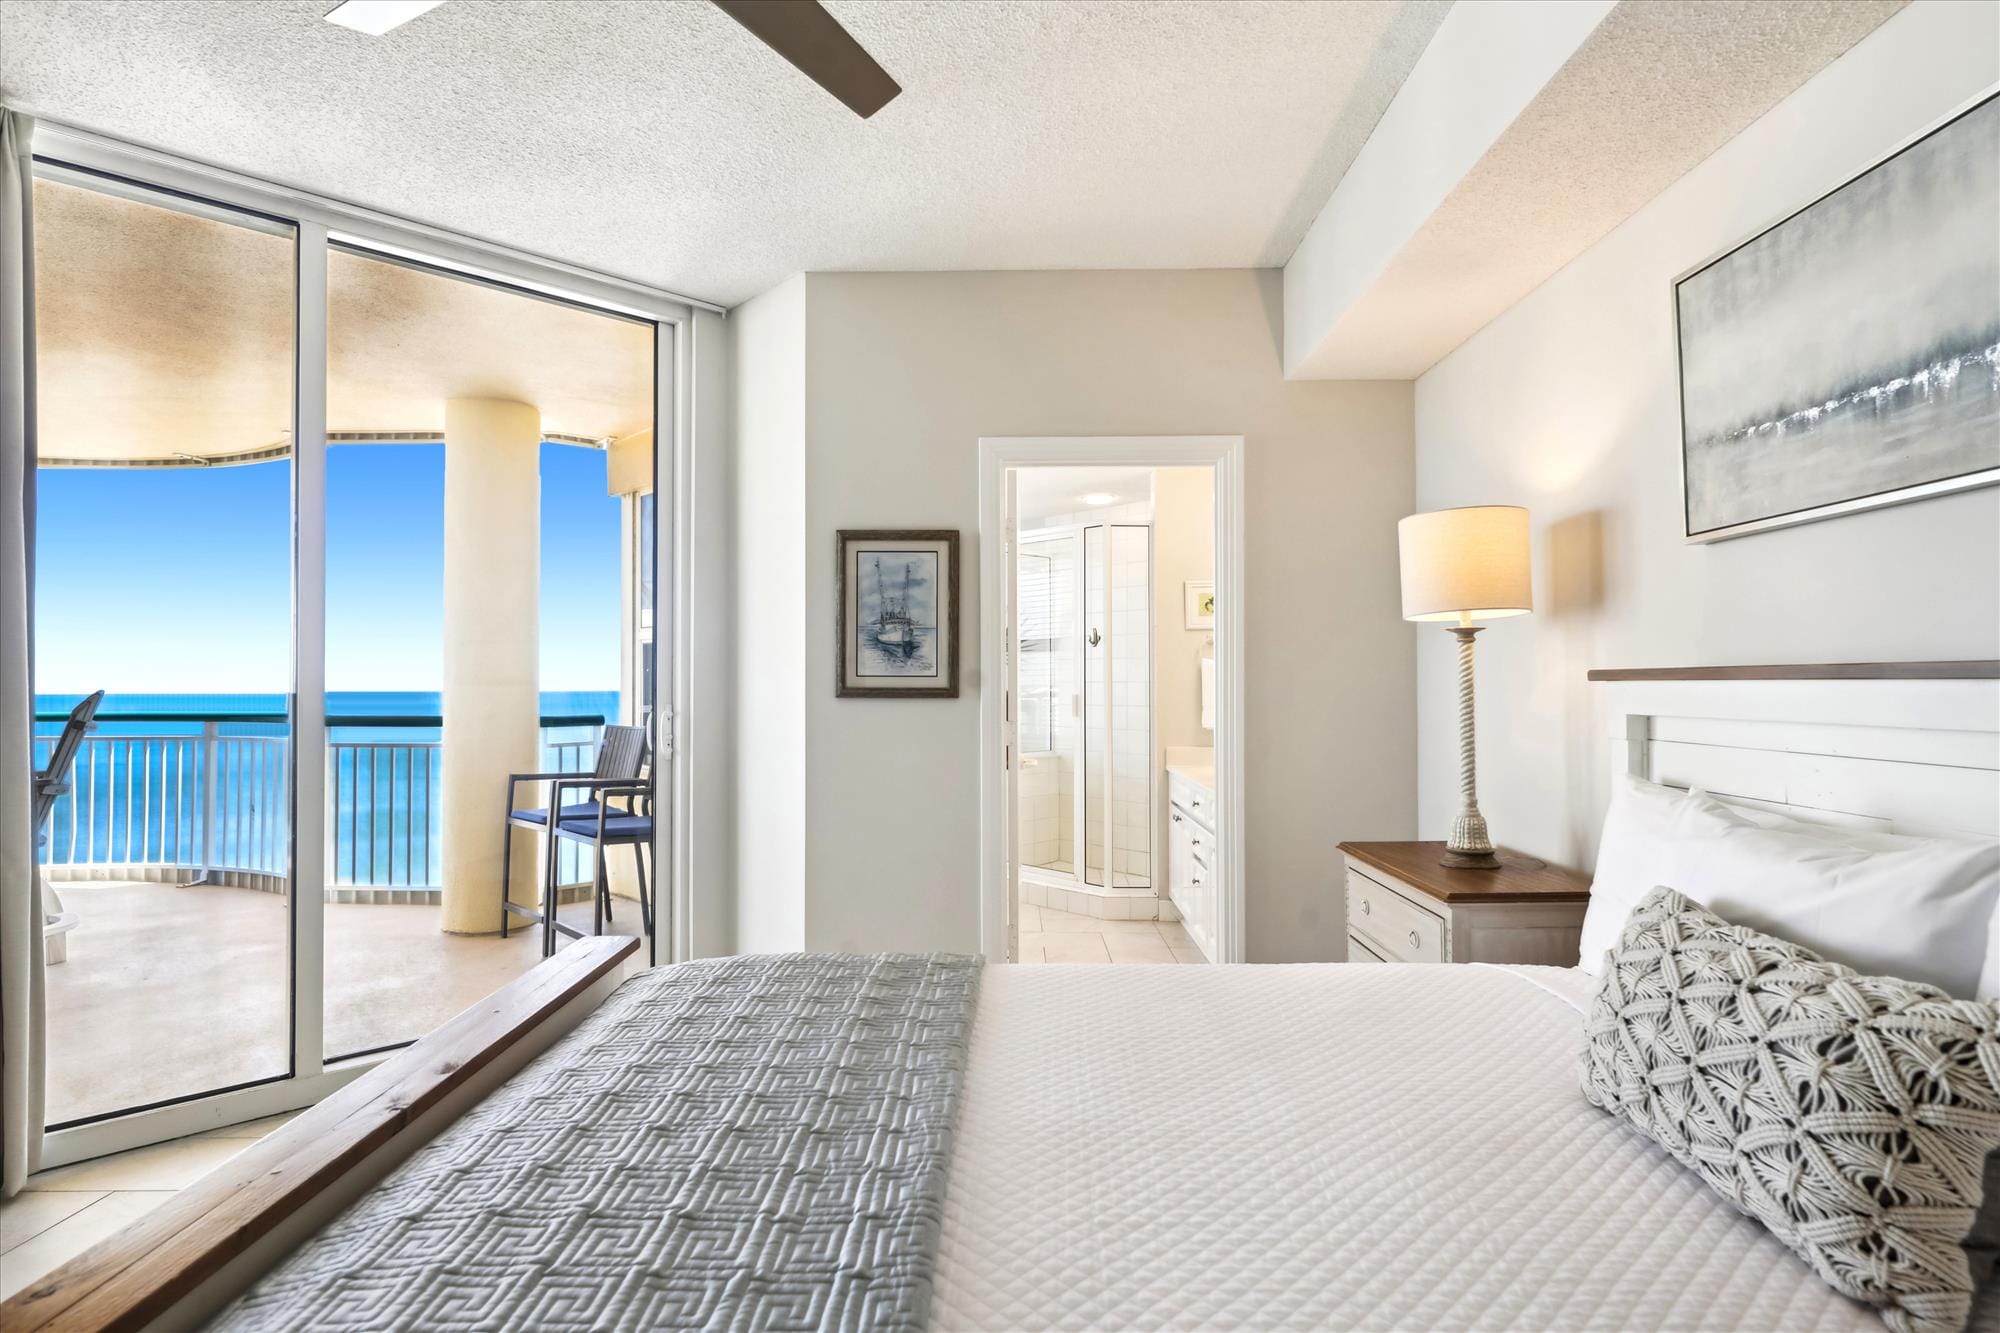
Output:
[{"left": 1088, "top": 628, "right": 1102, "bottom": 647}]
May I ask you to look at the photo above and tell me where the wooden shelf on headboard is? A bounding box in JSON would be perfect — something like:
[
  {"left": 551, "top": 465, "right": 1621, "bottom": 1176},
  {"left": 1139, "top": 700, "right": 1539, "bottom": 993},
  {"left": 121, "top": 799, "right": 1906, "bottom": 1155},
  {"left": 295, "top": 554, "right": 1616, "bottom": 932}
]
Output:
[{"left": 1586, "top": 661, "right": 2000, "bottom": 682}]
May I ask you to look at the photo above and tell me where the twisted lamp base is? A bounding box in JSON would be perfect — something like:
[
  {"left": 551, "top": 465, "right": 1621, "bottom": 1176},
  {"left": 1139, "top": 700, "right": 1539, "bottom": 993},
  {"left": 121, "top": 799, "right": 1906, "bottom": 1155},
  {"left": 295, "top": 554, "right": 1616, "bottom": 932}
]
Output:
[{"left": 1443, "top": 624, "right": 1500, "bottom": 869}]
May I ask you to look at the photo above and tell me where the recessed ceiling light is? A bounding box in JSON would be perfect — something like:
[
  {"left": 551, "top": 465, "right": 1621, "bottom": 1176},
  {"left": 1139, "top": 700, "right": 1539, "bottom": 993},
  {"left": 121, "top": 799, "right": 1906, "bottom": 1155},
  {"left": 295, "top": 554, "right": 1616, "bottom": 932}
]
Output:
[
  {"left": 324, "top": 0, "right": 445, "bottom": 36},
  {"left": 1080, "top": 493, "right": 1118, "bottom": 507}
]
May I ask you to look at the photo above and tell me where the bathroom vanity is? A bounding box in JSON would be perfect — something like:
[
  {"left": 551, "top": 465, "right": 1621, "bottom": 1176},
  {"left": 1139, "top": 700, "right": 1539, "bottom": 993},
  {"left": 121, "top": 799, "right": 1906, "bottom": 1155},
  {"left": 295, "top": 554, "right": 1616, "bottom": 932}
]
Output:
[{"left": 1165, "top": 750, "right": 1217, "bottom": 961}]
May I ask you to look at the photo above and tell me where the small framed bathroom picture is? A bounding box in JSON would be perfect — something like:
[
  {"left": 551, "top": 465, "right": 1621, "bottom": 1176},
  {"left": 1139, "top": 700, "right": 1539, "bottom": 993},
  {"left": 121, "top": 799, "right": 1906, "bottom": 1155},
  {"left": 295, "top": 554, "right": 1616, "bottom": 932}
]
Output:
[
  {"left": 1184, "top": 580, "right": 1215, "bottom": 630},
  {"left": 836, "top": 530, "right": 960, "bottom": 698}
]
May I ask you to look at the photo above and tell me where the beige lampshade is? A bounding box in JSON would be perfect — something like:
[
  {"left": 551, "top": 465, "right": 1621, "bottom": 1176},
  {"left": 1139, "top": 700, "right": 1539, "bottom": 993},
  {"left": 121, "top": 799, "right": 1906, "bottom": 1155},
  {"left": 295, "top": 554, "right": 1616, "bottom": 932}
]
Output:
[{"left": 1398, "top": 506, "right": 1533, "bottom": 622}]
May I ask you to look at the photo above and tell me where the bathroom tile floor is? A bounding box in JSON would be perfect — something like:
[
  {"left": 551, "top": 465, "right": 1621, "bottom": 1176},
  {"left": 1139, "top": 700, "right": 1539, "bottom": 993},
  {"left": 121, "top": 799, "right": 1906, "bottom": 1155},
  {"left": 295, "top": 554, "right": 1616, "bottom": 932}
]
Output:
[
  {"left": 1016, "top": 904, "right": 1208, "bottom": 964},
  {"left": 0, "top": 1111, "right": 299, "bottom": 1301}
]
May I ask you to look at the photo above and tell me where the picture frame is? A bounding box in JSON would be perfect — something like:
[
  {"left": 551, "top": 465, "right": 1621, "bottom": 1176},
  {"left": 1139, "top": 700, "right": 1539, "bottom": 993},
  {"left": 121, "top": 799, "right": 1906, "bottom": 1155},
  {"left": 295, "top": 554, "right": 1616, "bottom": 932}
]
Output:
[
  {"left": 1183, "top": 580, "right": 1215, "bottom": 630},
  {"left": 1673, "top": 90, "right": 1999, "bottom": 543},
  {"left": 836, "top": 530, "right": 960, "bottom": 698}
]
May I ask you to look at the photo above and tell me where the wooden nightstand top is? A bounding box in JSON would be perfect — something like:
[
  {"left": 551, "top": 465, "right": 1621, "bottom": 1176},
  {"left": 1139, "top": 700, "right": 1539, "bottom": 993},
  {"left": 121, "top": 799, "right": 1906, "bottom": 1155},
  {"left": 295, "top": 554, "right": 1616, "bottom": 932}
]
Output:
[{"left": 1339, "top": 841, "right": 1592, "bottom": 905}]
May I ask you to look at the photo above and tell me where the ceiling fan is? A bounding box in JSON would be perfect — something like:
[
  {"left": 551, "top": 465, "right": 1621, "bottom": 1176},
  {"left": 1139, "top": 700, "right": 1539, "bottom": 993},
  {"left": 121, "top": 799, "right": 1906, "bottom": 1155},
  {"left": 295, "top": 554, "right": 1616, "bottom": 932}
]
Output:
[{"left": 323, "top": 0, "right": 902, "bottom": 119}]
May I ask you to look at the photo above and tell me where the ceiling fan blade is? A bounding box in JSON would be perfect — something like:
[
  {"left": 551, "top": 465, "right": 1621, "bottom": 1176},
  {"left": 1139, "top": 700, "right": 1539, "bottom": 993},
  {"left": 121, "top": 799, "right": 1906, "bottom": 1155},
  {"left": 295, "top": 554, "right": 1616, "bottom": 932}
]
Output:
[{"left": 711, "top": 0, "right": 901, "bottom": 119}]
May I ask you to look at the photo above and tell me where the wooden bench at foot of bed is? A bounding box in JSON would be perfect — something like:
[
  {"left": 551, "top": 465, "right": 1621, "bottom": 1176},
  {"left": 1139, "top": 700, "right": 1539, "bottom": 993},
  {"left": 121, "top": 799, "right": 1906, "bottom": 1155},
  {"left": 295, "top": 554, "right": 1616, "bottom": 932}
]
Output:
[{"left": 3, "top": 934, "right": 639, "bottom": 1333}]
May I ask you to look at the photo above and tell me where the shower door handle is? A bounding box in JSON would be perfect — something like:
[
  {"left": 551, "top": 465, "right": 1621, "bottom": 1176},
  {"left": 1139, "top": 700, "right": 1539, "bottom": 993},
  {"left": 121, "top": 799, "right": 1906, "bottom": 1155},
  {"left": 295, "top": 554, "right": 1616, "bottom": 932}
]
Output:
[{"left": 1088, "top": 628, "right": 1102, "bottom": 647}]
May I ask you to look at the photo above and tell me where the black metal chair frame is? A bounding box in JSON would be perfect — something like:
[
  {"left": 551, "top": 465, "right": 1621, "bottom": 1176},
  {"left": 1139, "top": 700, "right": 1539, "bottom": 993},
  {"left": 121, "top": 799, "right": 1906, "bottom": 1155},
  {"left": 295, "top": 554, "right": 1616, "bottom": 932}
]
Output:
[
  {"left": 546, "top": 776, "right": 653, "bottom": 955},
  {"left": 499, "top": 725, "right": 650, "bottom": 955},
  {"left": 33, "top": 690, "right": 104, "bottom": 854}
]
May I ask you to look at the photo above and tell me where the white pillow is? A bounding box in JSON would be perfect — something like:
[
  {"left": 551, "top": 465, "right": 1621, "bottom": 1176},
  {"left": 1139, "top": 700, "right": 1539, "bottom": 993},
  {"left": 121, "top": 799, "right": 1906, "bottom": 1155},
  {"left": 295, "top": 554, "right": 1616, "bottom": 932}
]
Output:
[
  {"left": 1673, "top": 793, "right": 2000, "bottom": 999},
  {"left": 1982, "top": 899, "right": 2000, "bottom": 1003},
  {"left": 1577, "top": 773, "right": 1689, "bottom": 976},
  {"left": 1579, "top": 774, "right": 2000, "bottom": 997}
]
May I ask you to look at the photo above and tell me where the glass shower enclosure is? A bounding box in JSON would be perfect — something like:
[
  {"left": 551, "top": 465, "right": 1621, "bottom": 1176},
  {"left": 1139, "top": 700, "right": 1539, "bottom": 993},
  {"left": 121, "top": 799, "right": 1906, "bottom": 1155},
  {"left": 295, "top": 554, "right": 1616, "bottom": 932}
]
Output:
[{"left": 1017, "top": 524, "right": 1152, "bottom": 892}]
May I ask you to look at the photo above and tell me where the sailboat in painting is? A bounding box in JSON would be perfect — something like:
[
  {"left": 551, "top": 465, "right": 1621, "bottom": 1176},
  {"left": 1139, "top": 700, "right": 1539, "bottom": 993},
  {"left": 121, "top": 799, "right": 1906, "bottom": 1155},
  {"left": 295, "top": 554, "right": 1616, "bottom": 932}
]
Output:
[{"left": 871, "top": 558, "right": 919, "bottom": 658}]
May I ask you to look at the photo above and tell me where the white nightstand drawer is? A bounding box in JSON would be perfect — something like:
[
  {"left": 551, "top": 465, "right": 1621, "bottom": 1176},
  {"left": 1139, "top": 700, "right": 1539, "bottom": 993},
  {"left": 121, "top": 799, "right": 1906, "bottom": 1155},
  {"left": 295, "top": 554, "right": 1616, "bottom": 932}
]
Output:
[
  {"left": 1346, "top": 933, "right": 1388, "bottom": 963},
  {"left": 1346, "top": 870, "right": 1445, "bottom": 963}
]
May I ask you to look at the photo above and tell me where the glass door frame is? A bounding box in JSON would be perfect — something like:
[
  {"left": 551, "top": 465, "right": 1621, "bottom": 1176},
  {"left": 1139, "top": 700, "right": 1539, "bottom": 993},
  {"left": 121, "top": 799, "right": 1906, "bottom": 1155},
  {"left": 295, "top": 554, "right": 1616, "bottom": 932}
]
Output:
[{"left": 30, "top": 121, "right": 708, "bottom": 1168}]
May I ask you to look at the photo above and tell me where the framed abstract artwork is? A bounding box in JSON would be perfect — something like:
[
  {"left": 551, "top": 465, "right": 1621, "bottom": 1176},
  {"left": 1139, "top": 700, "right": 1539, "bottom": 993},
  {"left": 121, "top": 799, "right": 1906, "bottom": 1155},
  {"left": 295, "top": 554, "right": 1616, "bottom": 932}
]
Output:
[
  {"left": 835, "top": 530, "right": 960, "bottom": 698},
  {"left": 1674, "top": 92, "right": 1999, "bottom": 542}
]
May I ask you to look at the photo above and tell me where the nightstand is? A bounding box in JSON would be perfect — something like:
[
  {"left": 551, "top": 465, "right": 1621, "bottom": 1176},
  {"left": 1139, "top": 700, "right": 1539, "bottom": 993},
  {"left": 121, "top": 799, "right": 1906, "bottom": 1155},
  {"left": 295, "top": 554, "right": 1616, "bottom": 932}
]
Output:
[{"left": 1338, "top": 841, "right": 1591, "bottom": 966}]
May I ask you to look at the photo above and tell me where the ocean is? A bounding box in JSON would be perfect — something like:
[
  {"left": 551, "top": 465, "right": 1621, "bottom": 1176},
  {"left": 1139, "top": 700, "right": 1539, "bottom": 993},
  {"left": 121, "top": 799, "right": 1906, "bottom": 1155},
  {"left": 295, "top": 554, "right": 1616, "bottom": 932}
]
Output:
[{"left": 33, "top": 690, "right": 622, "bottom": 888}]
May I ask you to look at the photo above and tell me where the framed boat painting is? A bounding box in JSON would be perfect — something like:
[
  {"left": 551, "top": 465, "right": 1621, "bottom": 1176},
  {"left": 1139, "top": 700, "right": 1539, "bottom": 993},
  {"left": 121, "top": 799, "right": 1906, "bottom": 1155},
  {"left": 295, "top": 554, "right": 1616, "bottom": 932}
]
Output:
[
  {"left": 1674, "top": 91, "right": 1999, "bottom": 543},
  {"left": 836, "top": 530, "right": 960, "bottom": 698}
]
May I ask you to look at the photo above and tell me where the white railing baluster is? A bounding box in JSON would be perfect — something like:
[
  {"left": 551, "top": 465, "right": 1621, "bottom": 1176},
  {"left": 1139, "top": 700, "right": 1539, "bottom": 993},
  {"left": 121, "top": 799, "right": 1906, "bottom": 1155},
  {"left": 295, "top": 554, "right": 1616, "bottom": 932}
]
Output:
[
  {"left": 123, "top": 739, "right": 134, "bottom": 864},
  {"left": 200, "top": 722, "right": 219, "bottom": 878},
  {"left": 67, "top": 742, "right": 80, "bottom": 863}
]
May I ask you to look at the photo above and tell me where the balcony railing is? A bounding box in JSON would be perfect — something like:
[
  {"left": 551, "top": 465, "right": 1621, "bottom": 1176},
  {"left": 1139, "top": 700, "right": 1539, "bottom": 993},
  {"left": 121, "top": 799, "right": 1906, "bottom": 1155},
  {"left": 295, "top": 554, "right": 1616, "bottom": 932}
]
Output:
[{"left": 33, "top": 711, "right": 607, "bottom": 895}]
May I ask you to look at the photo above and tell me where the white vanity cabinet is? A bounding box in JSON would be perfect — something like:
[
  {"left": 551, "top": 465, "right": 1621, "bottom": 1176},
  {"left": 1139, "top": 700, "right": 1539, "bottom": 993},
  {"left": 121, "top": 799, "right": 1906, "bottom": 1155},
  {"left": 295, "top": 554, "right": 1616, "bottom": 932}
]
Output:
[{"left": 1167, "top": 769, "right": 1217, "bottom": 962}]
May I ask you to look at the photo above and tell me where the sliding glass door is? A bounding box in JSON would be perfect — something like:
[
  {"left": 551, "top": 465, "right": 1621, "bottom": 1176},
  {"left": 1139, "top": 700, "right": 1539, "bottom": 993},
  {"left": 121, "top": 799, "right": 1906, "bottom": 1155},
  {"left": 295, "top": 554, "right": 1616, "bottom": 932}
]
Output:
[
  {"left": 26, "top": 137, "right": 682, "bottom": 1157},
  {"left": 30, "top": 173, "right": 299, "bottom": 1126},
  {"left": 320, "top": 245, "right": 654, "bottom": 1059}
]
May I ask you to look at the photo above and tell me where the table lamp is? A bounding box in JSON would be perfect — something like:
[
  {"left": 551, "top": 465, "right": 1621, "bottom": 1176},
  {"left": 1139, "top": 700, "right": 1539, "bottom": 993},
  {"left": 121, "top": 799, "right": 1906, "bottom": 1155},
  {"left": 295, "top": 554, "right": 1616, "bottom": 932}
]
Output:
[{"left": 1397, "top": 505, "right": 1532, "bottom": 869}]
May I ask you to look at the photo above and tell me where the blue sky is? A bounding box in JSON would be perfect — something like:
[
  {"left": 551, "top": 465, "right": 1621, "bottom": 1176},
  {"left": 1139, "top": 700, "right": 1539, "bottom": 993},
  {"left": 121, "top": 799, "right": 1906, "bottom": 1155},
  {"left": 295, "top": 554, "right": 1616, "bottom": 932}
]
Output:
[{"left": 35, "top": 443, "right": 622, "bottom": 695}]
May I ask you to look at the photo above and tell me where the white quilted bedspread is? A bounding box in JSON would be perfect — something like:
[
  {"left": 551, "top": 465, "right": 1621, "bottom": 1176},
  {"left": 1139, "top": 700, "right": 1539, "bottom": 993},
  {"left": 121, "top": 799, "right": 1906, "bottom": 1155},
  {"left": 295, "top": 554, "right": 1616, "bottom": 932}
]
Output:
[{"left": 930, "top": 962, "right": 1907, "bottom": 1332}]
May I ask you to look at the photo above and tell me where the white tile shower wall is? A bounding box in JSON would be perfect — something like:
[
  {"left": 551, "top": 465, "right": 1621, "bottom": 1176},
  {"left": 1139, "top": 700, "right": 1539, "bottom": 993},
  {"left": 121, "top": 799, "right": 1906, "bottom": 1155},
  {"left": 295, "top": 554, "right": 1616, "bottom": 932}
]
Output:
[
  {"left": 1016, "top": 756, "right": 1060, "bottom": 867},
  {"left": 1050, "top": 536, "right": 1078, "bottom": 871},
  {"left": 1085, "top": 524, "right": 1107, "bottom": 882},
  {"left": 1020, "top": 500, "right": 1158, "bottom": 890},
  {"left": 1111, "top": 524, "right": 1151, "bottom": 884}
]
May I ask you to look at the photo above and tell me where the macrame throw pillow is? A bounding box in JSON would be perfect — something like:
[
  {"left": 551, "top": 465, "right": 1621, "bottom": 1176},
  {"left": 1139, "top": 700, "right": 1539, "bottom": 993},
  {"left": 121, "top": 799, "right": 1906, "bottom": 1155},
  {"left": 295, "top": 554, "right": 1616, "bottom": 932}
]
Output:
[{"left": 1580, "top": 887, "right": 2000, "bottom": 1333}]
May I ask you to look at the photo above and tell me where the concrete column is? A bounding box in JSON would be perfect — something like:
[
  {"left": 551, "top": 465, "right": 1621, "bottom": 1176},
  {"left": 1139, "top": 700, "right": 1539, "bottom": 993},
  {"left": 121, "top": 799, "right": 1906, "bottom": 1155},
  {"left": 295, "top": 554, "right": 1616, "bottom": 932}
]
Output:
[
  {"left": 441, "top": 398, "right": 541, "bottom": 933},
  {"left": 603, "top": 433, "right": 654, "bottom": 911}
]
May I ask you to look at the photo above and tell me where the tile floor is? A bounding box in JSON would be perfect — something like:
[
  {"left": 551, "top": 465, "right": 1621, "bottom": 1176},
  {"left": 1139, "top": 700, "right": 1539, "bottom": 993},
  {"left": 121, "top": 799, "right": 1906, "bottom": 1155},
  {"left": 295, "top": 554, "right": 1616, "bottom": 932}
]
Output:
[
  {"left": 1017, "top": 903, "right": 1208, "bottom": 964},
  {"left": 0, "top": 1111, "right": 298, "bottom": 1301},
  {"left": 45, "top": 881, "right": 631, "bottom": 1124}
]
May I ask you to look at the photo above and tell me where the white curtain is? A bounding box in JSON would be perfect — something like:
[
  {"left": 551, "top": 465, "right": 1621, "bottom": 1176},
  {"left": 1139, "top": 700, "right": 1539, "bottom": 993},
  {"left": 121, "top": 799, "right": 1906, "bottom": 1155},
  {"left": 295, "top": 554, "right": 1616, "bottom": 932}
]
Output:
[{"left": 1, "top": 107, "right": 45, "bottom": 1198}]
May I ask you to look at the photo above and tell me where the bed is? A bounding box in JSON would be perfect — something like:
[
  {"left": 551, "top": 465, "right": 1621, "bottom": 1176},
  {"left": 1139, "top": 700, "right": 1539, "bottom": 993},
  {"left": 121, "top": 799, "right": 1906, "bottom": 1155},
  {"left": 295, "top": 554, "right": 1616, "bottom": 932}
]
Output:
[{"left": 5, "top": 662, "right": 1997, "bottom": 1332}]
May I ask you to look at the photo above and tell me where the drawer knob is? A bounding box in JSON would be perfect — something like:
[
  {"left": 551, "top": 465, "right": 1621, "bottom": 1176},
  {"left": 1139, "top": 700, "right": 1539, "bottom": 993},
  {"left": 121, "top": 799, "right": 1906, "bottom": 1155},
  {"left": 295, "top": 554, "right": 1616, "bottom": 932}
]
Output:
[
  {"left": 1360, "top": 899, "right": 1371, "bottom": 916},
  {"left": 1171, "top": 813, "right": 1182, "bottom": 823},
  {"left": 1193, "top": 877, "right": 1202, "bottom": 886},
  {"left": 1191, "top": 837, "right": 1201, "bottom": 848},
  {"left": 1408, "top": 930, "right": 1421, "bottom": 949}
]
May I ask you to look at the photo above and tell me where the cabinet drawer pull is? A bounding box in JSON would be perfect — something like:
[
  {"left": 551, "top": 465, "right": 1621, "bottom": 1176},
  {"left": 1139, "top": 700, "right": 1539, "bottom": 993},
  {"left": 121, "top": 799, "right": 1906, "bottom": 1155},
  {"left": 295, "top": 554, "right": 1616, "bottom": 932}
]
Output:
[
  {"left": 1171, "top": 813, "right": 1183, "bottom": 823},
  {"left": 1193, "top": 876, "right": 1202, "bottom": 886},
  {"left": 1191, "top": 837, "right": 1201, "bottom": 848},
  {"left": 1360, "top": 899, "right": 1371, "bottom": 916},
  {"left": 1408, "top": 930, "right": 1421, "bottom": 949}
]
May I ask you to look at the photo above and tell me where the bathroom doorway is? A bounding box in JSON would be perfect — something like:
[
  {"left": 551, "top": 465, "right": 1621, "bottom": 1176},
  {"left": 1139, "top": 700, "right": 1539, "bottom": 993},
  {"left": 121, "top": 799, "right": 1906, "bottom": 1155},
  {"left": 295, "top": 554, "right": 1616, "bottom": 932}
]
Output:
[{"left": 978, "top": 438, "right": 1243, "bottom": 966}]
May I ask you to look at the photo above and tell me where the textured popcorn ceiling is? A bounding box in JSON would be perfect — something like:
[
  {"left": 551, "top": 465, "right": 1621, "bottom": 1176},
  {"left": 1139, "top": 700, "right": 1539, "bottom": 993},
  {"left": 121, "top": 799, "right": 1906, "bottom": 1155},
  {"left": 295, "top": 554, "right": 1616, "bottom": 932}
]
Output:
[
  {"left": 1302, "top": 0, "right": 1906, "bottom": 377},
  {"left": 0, "top": 0, "right": 1451, "bottom": 308}
]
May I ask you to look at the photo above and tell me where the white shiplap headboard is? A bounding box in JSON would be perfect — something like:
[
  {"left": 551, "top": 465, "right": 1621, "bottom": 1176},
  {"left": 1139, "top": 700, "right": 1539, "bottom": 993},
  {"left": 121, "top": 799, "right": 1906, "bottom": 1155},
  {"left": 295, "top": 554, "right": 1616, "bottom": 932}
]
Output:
[{"left": 1595, "top": 665, "right": 2000, "bottom": 839}]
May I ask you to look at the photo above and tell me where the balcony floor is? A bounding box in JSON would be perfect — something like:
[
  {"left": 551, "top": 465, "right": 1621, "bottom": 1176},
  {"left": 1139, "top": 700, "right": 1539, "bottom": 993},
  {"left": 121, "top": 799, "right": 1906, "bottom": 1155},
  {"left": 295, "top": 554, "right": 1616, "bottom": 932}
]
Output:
[{"left": 43, "top": 879, "right": 640, "bottom": 1125}]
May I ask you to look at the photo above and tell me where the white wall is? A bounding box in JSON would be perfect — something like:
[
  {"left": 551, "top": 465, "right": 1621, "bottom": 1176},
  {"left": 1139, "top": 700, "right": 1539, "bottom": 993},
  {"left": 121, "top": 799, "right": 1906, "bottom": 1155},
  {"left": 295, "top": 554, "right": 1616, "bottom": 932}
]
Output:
[
  {"left": 686, "top": 308, "right": 735, "bottom": 958},
  {"left": 1154, "top": 465, "right": 1215, "bottom": 755},
  {"left": 728, "top": 276, "right": 807, "bottom": 952},
  {"left": 1412, "top": 1, "right": 2000, "bottom": 873},
  {"left": 797, "top": 269, "right": 1416, "bottom": 961}
]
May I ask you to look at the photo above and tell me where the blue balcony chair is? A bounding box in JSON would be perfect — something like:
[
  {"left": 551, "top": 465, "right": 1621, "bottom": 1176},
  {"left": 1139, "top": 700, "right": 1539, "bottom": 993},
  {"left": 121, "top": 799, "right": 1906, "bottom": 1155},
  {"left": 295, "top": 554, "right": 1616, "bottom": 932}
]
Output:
[
  {"left": 548, "top": 778, "right": 653, "bottom": 953},
  {"left": 499, "top": 724, "right": 648, "bottom": 952}
]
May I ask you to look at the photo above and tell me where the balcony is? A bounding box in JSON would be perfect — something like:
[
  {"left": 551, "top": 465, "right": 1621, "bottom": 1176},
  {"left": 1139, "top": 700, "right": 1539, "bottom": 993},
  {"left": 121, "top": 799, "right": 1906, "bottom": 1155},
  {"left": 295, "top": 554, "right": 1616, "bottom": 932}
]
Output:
[
  {"left": 26, "top": 168, "right": 661, "bottom": 1135},
  {"left": 32, "top": 706, "right": 640, "bottom": 1126}
]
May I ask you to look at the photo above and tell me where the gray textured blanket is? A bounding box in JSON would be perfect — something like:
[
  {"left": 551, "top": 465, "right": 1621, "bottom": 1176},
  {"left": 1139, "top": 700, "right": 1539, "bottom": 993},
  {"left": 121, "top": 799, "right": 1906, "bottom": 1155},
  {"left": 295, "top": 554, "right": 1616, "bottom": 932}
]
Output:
[{"left": 213, "top": 952, "right": 982, "bottom": 1332}]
